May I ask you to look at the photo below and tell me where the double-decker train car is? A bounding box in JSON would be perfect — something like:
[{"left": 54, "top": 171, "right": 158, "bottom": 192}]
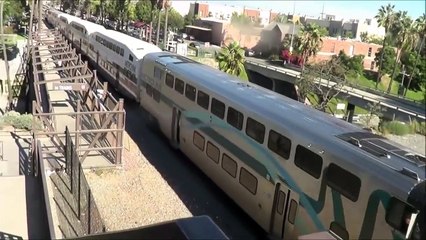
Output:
[
  {"left": 46, "top": 10, "right": 161, "bottom": 100},
  {"left": 137, "top": 52, "right": 425, "bottom": 240},
  {"left": 46, "top": 9, "right": 426, "bottom": 240}
]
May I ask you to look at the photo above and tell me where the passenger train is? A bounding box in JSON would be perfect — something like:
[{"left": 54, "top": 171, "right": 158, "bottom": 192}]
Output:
[{"left": 46, "top": 8, "right": 425, "bottom": 240}]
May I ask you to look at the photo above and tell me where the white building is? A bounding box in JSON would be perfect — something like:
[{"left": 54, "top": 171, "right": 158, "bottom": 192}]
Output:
[{"left": 207, "top": 3, "right": 243, "bottom": 22}]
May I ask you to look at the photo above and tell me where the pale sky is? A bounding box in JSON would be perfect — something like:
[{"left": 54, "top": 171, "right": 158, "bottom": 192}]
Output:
[{"left": 172, "top": 1, "right": 425, "bottom": 21}]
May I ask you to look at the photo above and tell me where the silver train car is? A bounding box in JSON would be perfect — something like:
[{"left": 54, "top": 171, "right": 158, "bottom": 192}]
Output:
[
  {"left": 137, "top": 52, "right": 425, "bottom": 240},
  {"left": 46, "top": 9, "right": 425, "bottom": 240}
]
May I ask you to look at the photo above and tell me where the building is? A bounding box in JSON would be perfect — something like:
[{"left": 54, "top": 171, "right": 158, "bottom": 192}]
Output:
[{"left": 312, "top": 38, "right": 384, "bottom": 70}]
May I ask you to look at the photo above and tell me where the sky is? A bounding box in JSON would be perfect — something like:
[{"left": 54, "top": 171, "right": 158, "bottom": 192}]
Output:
[{"left": 172, "top": 1, "right": 425, "bottom": 21}]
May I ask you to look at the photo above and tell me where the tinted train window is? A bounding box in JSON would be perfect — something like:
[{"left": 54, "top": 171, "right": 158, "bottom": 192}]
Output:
[
  {"left": 146, "top": 84, "right": 153, "bottom": 97},
  {"left": 277, "top": 191, "right": 286, "bottom": 215},
  {"left": 211, "top": 98, "right": 225, "bottom": 119},
  {"left": 206, "top": 142, "right": 219, "bottom": 163},
  {"left": 129, "top": 54, "right": 133, "bottom": 62},
  {"left": 239, "top": 168, "right": 257, "bottom": 195},
  {"left": 294, "top": 145, "right": 323, "bottom": 179},
  {"left": 268, "top": 130, "right": 292, "bottom": 159},
  {"left": 288, "top": 199, "right": 298, "bottom": 224},
  {"left": 185, "top": 84, "right": 196, "bottom": 101},
  {"left": 246, "top": 118, "right": 265, "bottom": 144},
  {"left": 197, "top": 90, "right": 209, "bottom": 110},
  {"left": 193, "top": 131, "right": 205, "bottom": 151},
  {"left": 153, "top": 89, "right": 161, "bottom": 102},
  {"left": 154, "top": 67, "right": 163, "bottom": 80},
  {"left": 227, "top": 107, "right": 244, "bottom": 130},
  {"left": 175, "top": 78, "right": 184, "bottom": 94},
  {"left": 222, "top": 154, "right": 237, "bottom": 178},
  {"left": 165, "top": 73, "right": 174, "bottom": 88},
  {"left": 326, "top": 163, "right": 361, "bottom": 202},
  {"left": 120, "top": 48, "right": 124, "bottom": 56}
]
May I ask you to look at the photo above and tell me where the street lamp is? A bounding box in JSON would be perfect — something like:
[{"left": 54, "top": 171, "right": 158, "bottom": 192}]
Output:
[{"left": 399, "top": 65, "right": 409, "bottom": 96}]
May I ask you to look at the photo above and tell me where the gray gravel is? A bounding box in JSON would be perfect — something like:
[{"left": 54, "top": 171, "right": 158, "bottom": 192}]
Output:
[{"left": 85, "top": 132, "right": 192, "bottom": 232}]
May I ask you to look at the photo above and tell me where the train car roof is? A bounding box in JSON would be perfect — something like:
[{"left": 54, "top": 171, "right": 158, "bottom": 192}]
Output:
[
  {"left": 97, "top": 30, "right": 161, "bottom": 59},
  {"left": 145, "top": 52, "right": 425, "bottom": 179},
  {"left": 73, "top": 19, "right": 106, "bottom": 35}
]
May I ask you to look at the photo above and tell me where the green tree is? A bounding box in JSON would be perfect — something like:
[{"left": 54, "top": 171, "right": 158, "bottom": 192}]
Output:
[
  {"left": 387, "top": 11, "right": 413, "bottom": 93},
  {"left": 230, "top": 12, "right": 251, "bottom": 26},
  {"left": 135, "top": 0, "right": 152, "bottom": 23},
  {"left": 184, "top": 12, "right": 197, "bottom": 26},
  {"left": 375, "top": 3, "right": 395, "bottom": 88},
  {"left": 374, "top": 46, "right": 397, "bottom": 75},
  {"left": 405, "top": 13, "right": 426, "bottom": 96},
  {"left": 274, "top": 13, "right": 288, "bottom": 23},
  {"left": 360, "top": 32, "right": 368, "bottom": 42},
  {"left": 215, "top": 41, "right": 246, "bottom": 79},
  {"left": 160, "top": 8, "right": 184, "bottom": 31},
  {"left": 296, "top": 23, "right": 324, "bottom": 70}
]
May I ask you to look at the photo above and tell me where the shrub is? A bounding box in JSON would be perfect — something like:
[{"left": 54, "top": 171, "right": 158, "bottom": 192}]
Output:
[
  {"left": 410, "top": 120, "right": 426, "bottom": 135},
  {"left": 268, "top": 54, "right": 280, "bottom": 61},
  {"left": 380, "top": 121, "right": 415, "bottom": 136},
  {"left": 0, "top": 111, "right": 43, "bottom": 131}
]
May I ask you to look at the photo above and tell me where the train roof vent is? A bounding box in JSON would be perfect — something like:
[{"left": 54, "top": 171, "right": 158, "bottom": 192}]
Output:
[
  {"left": 398, "top": 167, "right": 421, "bottom": 182},
  {"left": 158, "top": 54, "right": 198, "bottom": 65}
]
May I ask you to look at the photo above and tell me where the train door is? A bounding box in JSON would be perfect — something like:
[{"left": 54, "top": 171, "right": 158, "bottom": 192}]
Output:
[
  {"left": 171, "top": 106, "right": 181, "bottom": 147},
  {"left": 271, "top": 181, "right": 299, "bottom": 239}
]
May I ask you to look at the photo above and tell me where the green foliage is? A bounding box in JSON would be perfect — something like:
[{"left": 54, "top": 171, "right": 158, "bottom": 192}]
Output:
[
  {"left": 332, "top": 51, "right": 364, "bottom": 76},
  {"left": 0, "top": 111, "right": 42, "bottom": 131},
  {"left": 410, "top": 120, "right": 426, "bottom": 135},
  {"left": 360, "top": 32, "right": 368, "bottom": 42},
  {"left": 380, "top": 121, "right": 415, "bottom": 136},
  {"left": 268, "top": 54, "right": 280, "bottom": 61},
  {"left": 374, "top": 46, "right": 397, "bottom": 75},
  {"left": 274, "top": 14, "right": 288, "bottom": 23},
  {"left": 215, "top": 41, "right": 246, "bottom": 79},
  {"left": 160, "top": 8, "right": 184, "bottom": 30},
  {"left": 296, "top": 23, "right": 324, "bottom": 64},
  {"left": 2, "top": 0, "right": 23, "bottom": 22},
  {"left": 184, "top": 12, "right": 197, "bottom": 26},
  {"left": 230, "top": 12, "right": 252, "bottom": 26},
  {"left": 135, "top": 0, "right": 153, "bottom": 23}
]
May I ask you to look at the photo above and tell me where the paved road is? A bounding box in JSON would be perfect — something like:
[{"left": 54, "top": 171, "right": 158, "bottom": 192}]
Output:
[
  {"left": 104, "top": 87, "right": 268, "bottom": 240},
  {"left": 245, "top": 57, "right": 426, "bottom": 121}
]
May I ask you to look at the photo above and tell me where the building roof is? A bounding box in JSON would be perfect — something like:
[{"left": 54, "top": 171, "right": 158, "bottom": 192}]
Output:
[
  {"left": 264, "top": 22, "right": 301, "bottom": 35},
  {"left": 185, "top": 25, "right": 212, "bottom": 31}
]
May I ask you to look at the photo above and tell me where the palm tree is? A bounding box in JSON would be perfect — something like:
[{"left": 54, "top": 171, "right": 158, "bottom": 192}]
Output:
[
  {"left": 388, "top": 11, "right": 412, "bottom": 93},
  {"left": 296, "top": 23, "right": 324, "bottom": 71},
  {"left": 360, "top": 32, "right": 368, "bottom": 42},
  {"left": 375, "top": 3, "right": 395, "bottom": 89},
  {"left": 215, "top": 41, "right": 246, "bottom": 79},
  {"left": 405, "top": 13, "right": 426, "bottom": 96}
]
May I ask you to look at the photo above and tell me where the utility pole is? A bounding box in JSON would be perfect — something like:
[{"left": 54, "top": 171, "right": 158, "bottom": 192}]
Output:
[
  {"left": 289, "top": 1, "right": 296, "bottom": 53},
  {"left": 320, "top": 3, "right": 325, "bottom": 20},
  {"left": 0, "top": 0, "right": 11, "bottom": 100}
]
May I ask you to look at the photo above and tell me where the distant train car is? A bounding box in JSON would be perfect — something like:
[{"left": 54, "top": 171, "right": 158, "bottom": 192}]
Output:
[
  {"left": 137, "top": 51, "right": 425, "bottom": 240},
  {"left": 68, "top": 20, "right": 106, "bottom": 55}
]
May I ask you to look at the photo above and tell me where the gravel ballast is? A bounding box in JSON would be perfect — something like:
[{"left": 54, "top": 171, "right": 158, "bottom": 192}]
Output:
[{"left": 85, "top": 132, "right": 192, "bottom": 231}]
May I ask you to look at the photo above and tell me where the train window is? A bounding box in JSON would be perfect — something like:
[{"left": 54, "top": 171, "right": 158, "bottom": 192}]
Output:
[
  {"left": 197, "top": 90, "right": 210, "bottom": 110},
  {"left": 222, "top": 154, "right": 237, "bottom": 178},
  {"left": 386, "top": 197, "right": 418, "bottom": 237},
  {"left": 294, "top": 145, "right": 323, "bottom": 179},
  {"left": 288, "top": 199, "right": 298, "bottom": 224},
  {"left": 330, "top": 222, "right": 349, "bottom": 240},
  {"left": 246, "top": 118, "right": 265, "bottom": 144},
  {"left": 154, "top": 67, "right": 163, "bottom": 80},
  {"left": 211, "top": 98, "right": 225, "bottom": 119},
  {"left": 268, "top": 130, "right": 292, "bottom": 159},
  {"left": 227, "top": 107, "right": 244, "bottom": 130},
  {"left": 193, "top": 131, "right": 205, "bottom": 151},
  {"left": 326, "top": 163, "right": 361, "bottom": 202},
  {"left": 165, "top": 73, "right": 174, "bottom": 88},
  {"left": 175, "top": 78, "right": 184, "bottom": 94},
  {"left": 146, "top": 84, "right": 153, "bottom": 97},
  {"left": 239, "top": 168, "right": 257, "bottom": 195},
  {"left": 206, "top": 142, "right": 219, "bottom": 163},
  {"left": 277, "top": 191, "right": 286, "bottom": 215},
  {"left": 153, "top": 89, "right": 161, "bottom": 102},
  {"left": 120, "top": 48, "right": 124, "bottom": 56},
  {"left": 129, "top": 54, "right": 133, "bottom": 62},
  {"left": 185, "top": 84, "right": 196, "bottom": 101}
]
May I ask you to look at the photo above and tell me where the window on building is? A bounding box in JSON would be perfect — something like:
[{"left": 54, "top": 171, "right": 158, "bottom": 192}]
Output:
[
  {"left": 367, "top": 47, "right": 372, "bottom": 57},
  {"left": 222, "top": 154, "right": 237, "bottom": 178},
  {"left": 211, "top": 98, "right": 225, "bottom": 119},
  {"left": 326, "top": 163, "right": 361, "bottom": 202},
  {"left": 185, "top": 84, "right": 196, "bottom": 101},
  {"left": 246, "top": 117, "right": 265, "bottom": 144},
  {"left": 175, "top": 78, "right": 184, "bottom": 94},
  {"left": 239, "top": 168, "right": 258, "bottom": 195},
  {"left": 165, "top": 73, "right": 174, "bottom": 88},
  {"left": 227, "top": 107, "right": 244, "bottom": 130},
  {"left": 268, "top": 130, "right": 292, "bottom": 159},
  {"left": 294, "top": 145, "right": 323, "bottom": 179},
  {"left": 206, "top": 142, "right": 219, "bottom": 163},
  {"left": 370, "top": 61, "right": 375, "bottom": 70},
  {"left": 193, "top": 131, "right": 205, "bottom": 151},
  {"left": 197, "top": 90, "right": 210, "bottom": 110}
]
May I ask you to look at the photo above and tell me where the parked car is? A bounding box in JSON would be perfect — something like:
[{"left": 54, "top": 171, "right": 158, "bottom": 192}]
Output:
[
  {"left": 244, "top": 47, "right": 255, "bottom": 57},
  {"left": 173, "top": 35, "right": 184, "bottom": 43},
  {"left": 189, "top": 42, "right": 201, "bottom": 48}
]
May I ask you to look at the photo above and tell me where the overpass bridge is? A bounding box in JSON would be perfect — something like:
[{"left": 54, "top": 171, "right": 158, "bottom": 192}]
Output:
[{"left": 244, "top": 57, "right": 426, "bottom": 122}]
